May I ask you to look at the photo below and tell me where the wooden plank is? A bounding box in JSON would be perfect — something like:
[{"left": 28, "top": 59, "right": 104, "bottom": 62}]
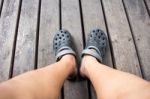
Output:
[
  {"left": 12, "top": 0, "right": 39, "bottom": 77},
  {"left": 61, "top": 0, "right": 89, "bottom": 99},
  {"left": 102, "top": 0, "right": 142, "bottom": 76},
  {"left": 123, "top": 0, "right": 150, "bottom": 80},
  {"left": 0, "top": 0, "right": 20, "bottom": 82},
  {"left": 38, "top": 0, "right": 59, "bottom": 68},
  {"left": 38, "top": 0, "right": 62, "bottom": 98},
  {"left": 145, "top": 0, "right": 150, "bottom": 13},
  {"left": 81, "top": 0, "right": 113, "bottom": 98}
]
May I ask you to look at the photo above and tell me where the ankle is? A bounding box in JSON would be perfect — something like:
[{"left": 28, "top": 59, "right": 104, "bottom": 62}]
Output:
[
  {"left": 61, "top": 54, "right": 75, "bottom": 63},
  {"left": 80, "top": 55, "right": 97, "bottom": 78},
  {"left": 60, "top": 54, "right": 77, "bottom": 76}
]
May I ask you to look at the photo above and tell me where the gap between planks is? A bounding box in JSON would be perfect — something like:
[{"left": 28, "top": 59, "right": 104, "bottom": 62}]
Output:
[
  {"left": 0, "top": 0, "right": 4, "bottom": 17},
  {"left": 9, "top": 0, "right": 22, "bottom": 78}
]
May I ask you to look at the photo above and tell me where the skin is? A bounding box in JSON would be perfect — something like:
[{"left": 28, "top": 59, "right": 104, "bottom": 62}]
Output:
[
  {"left": 0, "top": 54, "right": 150, "bottom": 99},
  {"left": 0, "top": 55, "right": 76, "bottom": 99},
  {"left": 81, "top": 56, "right": 150, "bottom": 99}
]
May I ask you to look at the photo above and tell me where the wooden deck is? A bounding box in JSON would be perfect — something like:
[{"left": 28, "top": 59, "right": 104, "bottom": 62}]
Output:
[{"left": 0, "top": 0, "right": 150, "bottom": 98}]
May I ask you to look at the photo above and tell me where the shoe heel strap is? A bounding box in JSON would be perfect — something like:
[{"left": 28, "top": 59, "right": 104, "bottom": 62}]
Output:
[
  {"left": 81, "top": 47, "right": 102, "bottom": 62},
  {"left": 56, "top": 46, "right": 76, "bottom": 61}
]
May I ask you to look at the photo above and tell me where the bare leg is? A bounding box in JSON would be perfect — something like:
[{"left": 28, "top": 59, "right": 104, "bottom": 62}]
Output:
[
  {"left": 0, "top": 55, "right": 76, "bottom": 99},
  {"left": 80, "top": 55, "right": 150, "bottom": 99}
]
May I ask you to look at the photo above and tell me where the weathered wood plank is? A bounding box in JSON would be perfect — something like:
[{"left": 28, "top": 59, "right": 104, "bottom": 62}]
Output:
[
  {"left": 38, "top": 0, "right": 62, "bottom": 98},
  {"left": 145, "top": 0, "right": 150, "bottom": 13},
  {"left": 61, "top": 0, "right": 89, "bottom": 99},
  {"left": 12, "top": 0, "right": 39, "bottom": 77},
  {"left": 38, "top": 0, "right": 59, "bottom": 68},
  {"left": 123, "top": 0, "right": 150, "bottom": 80},
  {"left": 102, "top": 0, "right": 142, "bottom": 76},
  {"left": 0, "top": 0, "right": 20, "bottom": 82},
  {"left": 81, "top": 0, "right": 113, "bottom": 98}
]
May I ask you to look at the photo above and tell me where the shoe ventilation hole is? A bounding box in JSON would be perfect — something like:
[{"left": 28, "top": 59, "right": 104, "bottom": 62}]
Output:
[{"left": 97, "top": 29, "right": 100, "bottom": 32}]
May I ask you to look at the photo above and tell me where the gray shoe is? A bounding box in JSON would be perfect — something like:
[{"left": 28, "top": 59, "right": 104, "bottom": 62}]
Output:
[
  {"left": 53, "top": 29, "right": 76, "bottom": 61},
  {"left": 82, "top": 29, "right": 107, "bottom": 62}
]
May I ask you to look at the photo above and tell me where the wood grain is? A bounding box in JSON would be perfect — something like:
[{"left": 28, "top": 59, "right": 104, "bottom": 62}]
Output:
[
  {"left": 81, "top": 0, "right": 113, "bottom": 98},
  {"left": 102, "top": 0, "right": 142, "bottom": 76},
  {"left": 123, "top": 0, "right": 150, "bottom": 80},
  {"left": 0, "top": 0, "right": 20, "bottom": 82},
  {"left": 38, "top": 0, "right": 59, "bottom": 68},
  {"left": 61, "top": 0, "right": 89, "bottom": 99},
  {"left": 12, "top": 0, "right": 39, "bottom": 77}
]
